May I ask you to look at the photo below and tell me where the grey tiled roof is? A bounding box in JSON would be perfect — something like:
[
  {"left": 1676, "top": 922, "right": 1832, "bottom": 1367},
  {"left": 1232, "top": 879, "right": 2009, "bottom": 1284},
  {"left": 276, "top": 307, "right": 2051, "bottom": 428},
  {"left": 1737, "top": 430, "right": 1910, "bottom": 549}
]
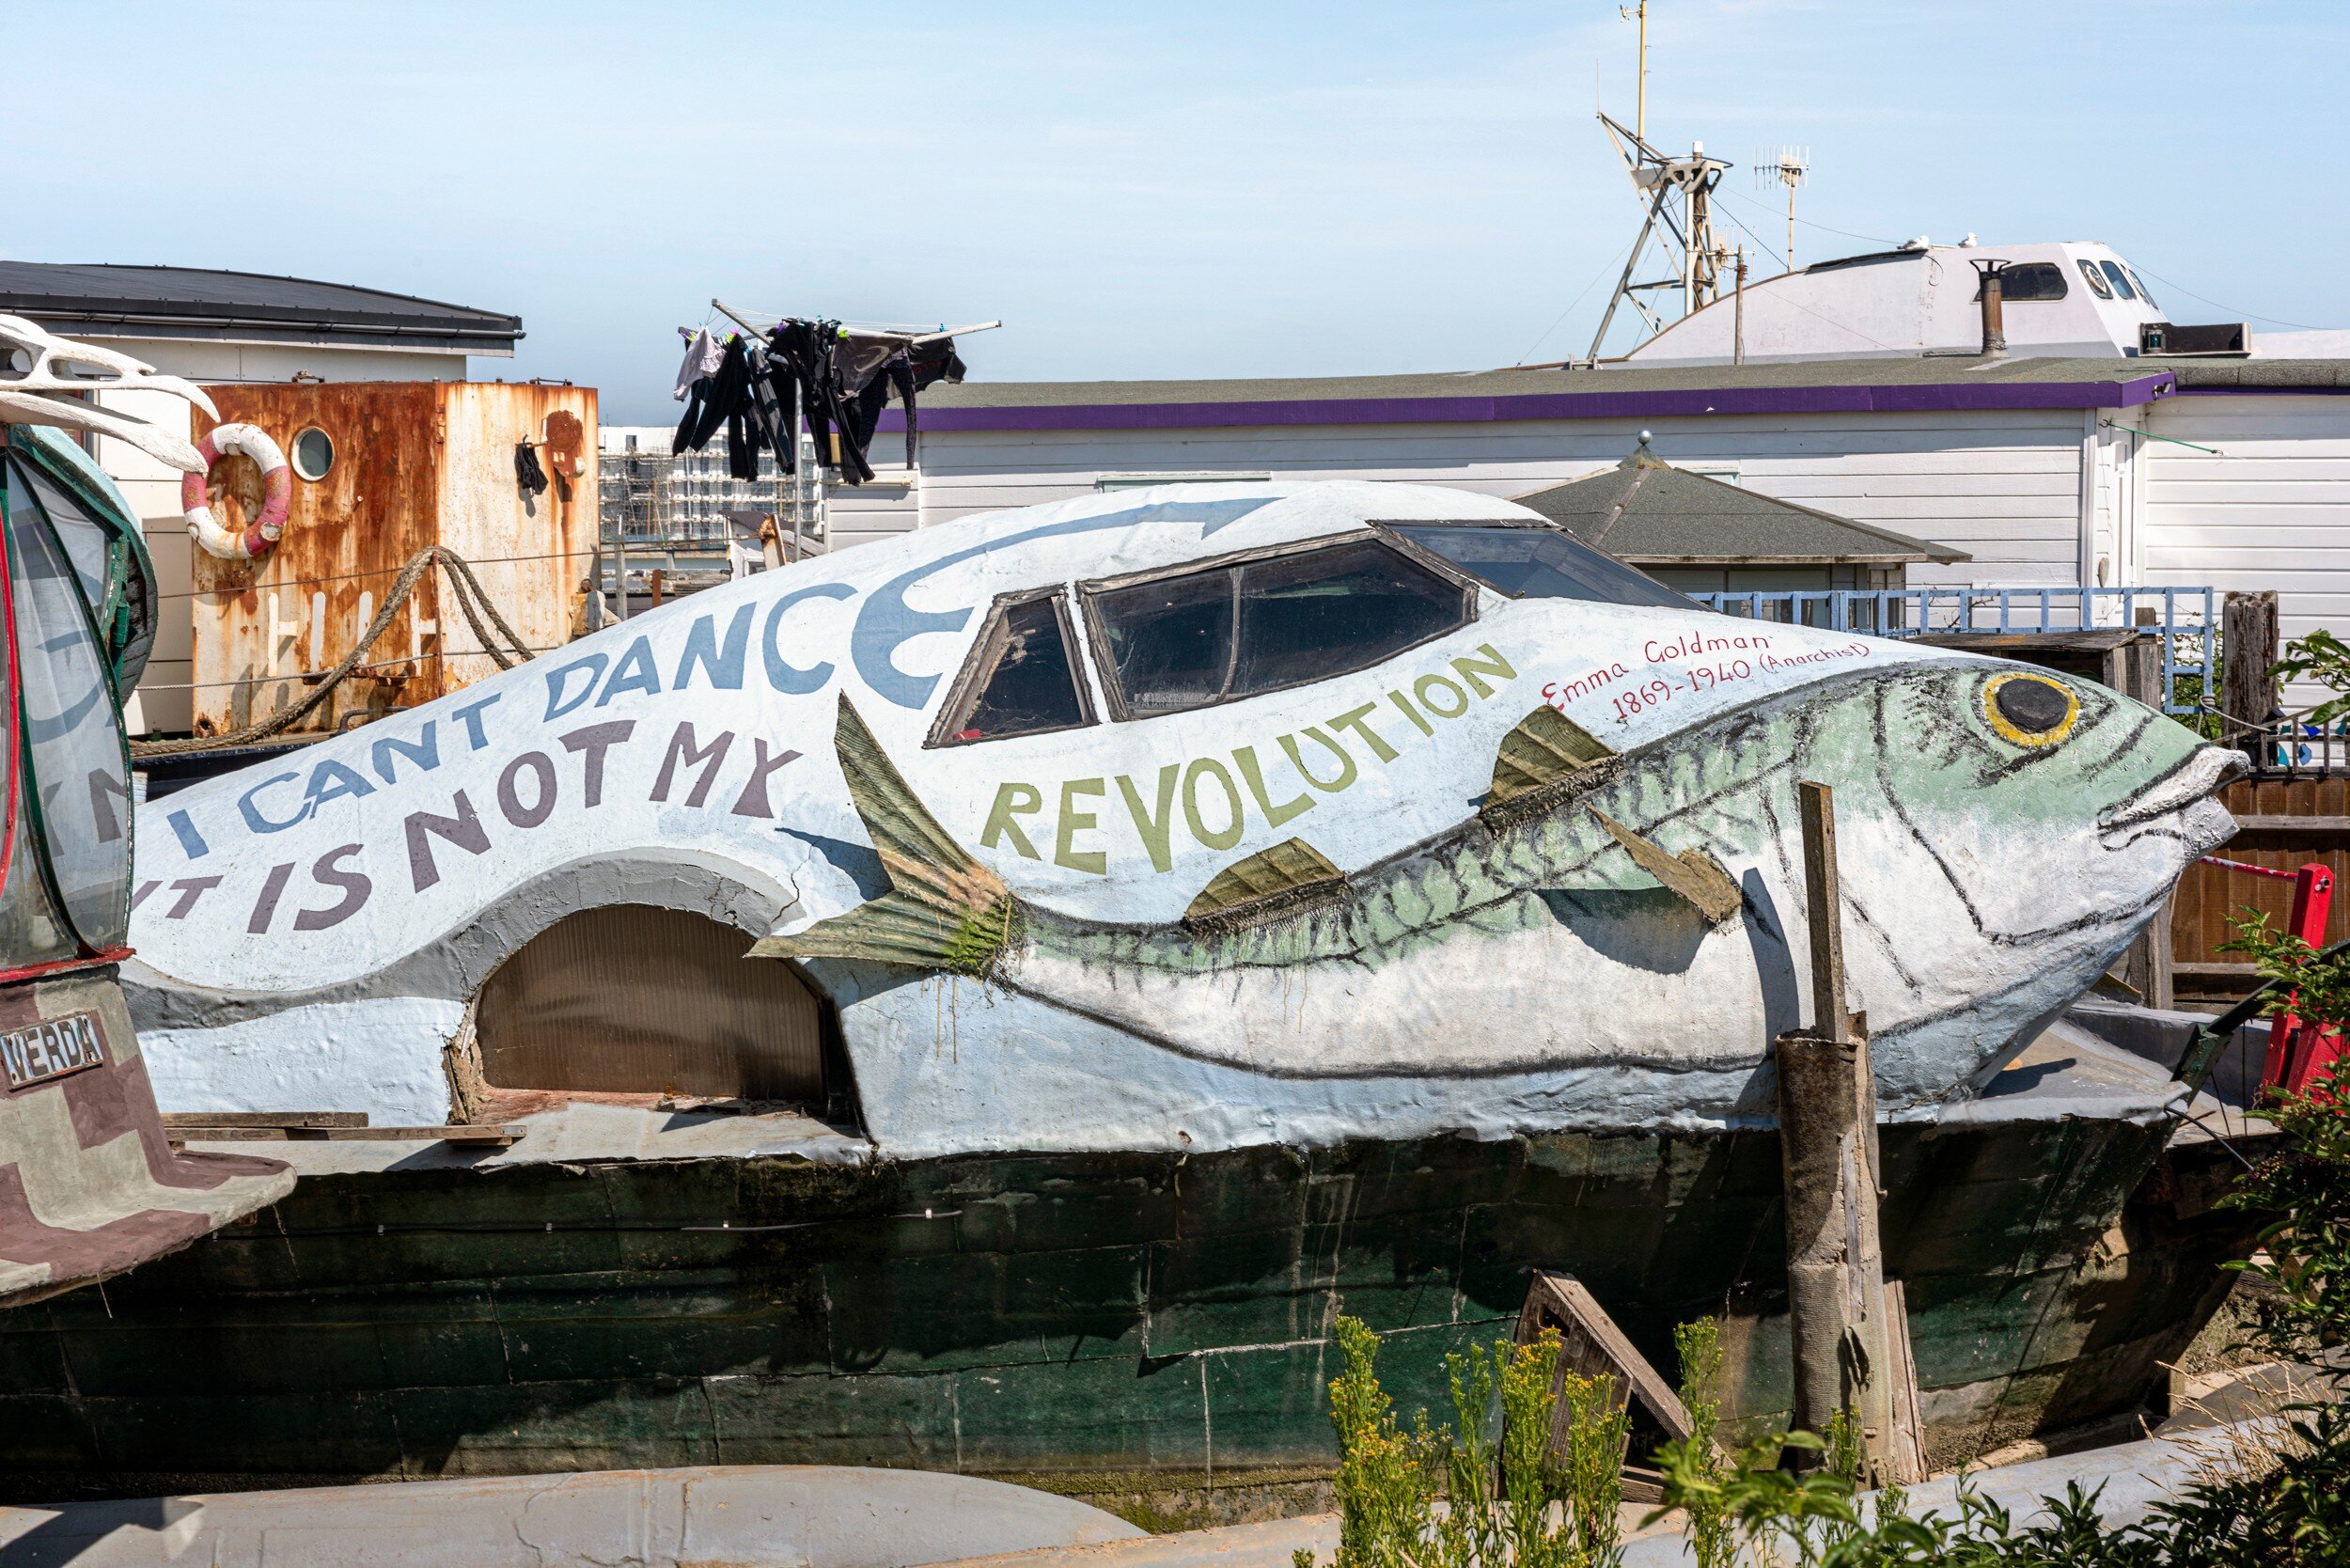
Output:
[{"left": 1511, "top": 456, "right": 1970, "bottom": 566}]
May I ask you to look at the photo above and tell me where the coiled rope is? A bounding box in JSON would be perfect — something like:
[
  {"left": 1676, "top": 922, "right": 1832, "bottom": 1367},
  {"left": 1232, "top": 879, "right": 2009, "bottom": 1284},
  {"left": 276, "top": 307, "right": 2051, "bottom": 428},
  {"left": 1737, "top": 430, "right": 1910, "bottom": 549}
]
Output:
[{"left": 133, "top": 545, "right": 535, "bottom": 759}]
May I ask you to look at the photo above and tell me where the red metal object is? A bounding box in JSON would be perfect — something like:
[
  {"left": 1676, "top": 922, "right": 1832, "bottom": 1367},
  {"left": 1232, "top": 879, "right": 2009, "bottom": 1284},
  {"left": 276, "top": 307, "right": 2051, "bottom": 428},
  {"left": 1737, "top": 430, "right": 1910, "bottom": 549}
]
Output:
[
  {"left": 2200, "top": 854, "right": 2301, "bottom": 882},
  {"left": 2264, "top": 864, "right": 2337, "bottom": 1091}
]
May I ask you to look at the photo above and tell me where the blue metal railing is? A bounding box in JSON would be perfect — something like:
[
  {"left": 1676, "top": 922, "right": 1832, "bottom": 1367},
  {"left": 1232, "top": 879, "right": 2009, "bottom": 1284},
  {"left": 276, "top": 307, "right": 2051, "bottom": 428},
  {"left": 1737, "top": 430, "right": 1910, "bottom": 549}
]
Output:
[{"left": 1689, "top": 587, "right": 2217, "bottom": 714}]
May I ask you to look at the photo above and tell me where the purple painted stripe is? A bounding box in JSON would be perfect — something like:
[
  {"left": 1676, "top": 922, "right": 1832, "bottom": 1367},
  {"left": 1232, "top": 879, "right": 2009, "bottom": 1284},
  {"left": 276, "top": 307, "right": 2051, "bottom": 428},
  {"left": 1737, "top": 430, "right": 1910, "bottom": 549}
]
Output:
[{"left": 875, "top": 372, "right": 2175, "bottom": 434}]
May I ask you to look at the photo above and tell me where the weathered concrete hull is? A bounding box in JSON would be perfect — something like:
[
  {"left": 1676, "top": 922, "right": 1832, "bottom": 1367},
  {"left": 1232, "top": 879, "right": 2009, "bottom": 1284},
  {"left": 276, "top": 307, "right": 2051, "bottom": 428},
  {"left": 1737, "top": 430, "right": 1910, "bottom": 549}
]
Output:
[{"left": 0, "top": 1115, "right": 2254, "bottom": 1506}]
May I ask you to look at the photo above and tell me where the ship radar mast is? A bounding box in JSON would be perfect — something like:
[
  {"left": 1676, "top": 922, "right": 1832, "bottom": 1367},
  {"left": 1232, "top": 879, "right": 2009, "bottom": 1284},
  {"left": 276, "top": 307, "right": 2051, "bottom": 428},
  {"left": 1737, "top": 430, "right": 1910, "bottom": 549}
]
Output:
[
  {"left": 1582, "top": 114, "right": 1732, "bottom": 364},
  {"left": 1582, "top": 2, "right": 1735, "bottom": 364}
]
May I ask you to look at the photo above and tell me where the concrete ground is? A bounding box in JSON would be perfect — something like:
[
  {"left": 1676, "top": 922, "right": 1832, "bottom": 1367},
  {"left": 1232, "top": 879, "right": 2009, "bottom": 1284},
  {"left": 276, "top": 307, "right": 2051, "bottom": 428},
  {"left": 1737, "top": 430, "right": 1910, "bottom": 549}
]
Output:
[{"left": 0, "top": 1465, "right": 1142, "bottom": 1567}]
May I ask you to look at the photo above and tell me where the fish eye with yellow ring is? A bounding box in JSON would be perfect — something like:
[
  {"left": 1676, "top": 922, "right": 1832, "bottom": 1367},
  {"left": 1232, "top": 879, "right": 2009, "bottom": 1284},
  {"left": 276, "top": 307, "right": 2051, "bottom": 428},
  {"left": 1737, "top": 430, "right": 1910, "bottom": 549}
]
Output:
[{"left": 1982, "top": 671, "right": 2080, "bottom": 747}]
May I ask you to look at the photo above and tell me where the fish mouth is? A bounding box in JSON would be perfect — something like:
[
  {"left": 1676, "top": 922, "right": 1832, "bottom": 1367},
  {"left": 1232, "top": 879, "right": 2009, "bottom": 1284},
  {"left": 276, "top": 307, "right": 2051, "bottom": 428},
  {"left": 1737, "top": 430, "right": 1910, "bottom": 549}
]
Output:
[{"left": 2098, "top": 745, "right": 2247, "bottom": 842}]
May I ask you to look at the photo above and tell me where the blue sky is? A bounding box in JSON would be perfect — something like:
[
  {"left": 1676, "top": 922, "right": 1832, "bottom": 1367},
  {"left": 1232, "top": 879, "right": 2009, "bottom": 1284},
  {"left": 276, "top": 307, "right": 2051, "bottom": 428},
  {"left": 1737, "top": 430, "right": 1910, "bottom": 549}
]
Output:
[{"left": 7, "top": 2, "right": 2343, "bottom": 421}]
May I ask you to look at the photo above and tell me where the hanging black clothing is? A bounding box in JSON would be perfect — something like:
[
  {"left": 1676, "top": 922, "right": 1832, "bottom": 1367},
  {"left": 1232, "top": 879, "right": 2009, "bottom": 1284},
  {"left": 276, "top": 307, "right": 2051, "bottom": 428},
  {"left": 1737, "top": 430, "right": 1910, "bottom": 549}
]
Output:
[
  {"left": 744, "top": 342, "right": 793, "bottom": 474},
  {"left": 676, "top": 336, "right": 751, "bottom": 454},
  {"left": 514, "top": 440, "right": 549, "bottom": 495},
  {"left": 836, "top": 334, "right": 968, "bottom": 469}
]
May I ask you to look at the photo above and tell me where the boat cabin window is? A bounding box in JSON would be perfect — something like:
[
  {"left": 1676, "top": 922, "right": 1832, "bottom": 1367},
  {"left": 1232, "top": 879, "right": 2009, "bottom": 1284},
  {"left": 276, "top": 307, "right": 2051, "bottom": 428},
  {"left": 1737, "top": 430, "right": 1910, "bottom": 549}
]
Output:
[
  {"left": 5, "top": 477, "right": 128, "bottom": 953},
  {"left": 2125, "top": 267, "right": 2159, "bottom": 310},
  {"left": 1383, "top": 522, "right": 1698, "bottom": 610},
  {"left": 1985, "top": 263, "right": 2067, "bottom": 303},
  {"left": 2076, "top": 259, "right": 2115, "bottom": 300},
  {"left": 1086, "top": 535, "right": 1471, "bottom": 719},
  {"left": 931, "top": 590, "right": 1093, "bottom": 746},
  {"left": 2100, "top": 261, "right": 2138, "bottom": 301}
]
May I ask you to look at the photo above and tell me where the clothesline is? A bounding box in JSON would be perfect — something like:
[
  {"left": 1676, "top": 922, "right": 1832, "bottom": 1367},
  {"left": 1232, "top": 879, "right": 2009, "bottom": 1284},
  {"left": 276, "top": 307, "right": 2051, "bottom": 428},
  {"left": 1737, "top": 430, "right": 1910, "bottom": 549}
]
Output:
[{"left": 701, "top": 300, "right": 1001, "bottom": 347}]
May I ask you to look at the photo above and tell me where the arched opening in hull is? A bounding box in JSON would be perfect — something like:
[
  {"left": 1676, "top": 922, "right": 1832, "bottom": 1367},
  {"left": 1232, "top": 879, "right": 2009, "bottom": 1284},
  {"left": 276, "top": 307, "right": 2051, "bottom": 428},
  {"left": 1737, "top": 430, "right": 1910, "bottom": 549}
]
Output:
[{"left": 474, "top": 904, "right": 842, "bottom": 1111}]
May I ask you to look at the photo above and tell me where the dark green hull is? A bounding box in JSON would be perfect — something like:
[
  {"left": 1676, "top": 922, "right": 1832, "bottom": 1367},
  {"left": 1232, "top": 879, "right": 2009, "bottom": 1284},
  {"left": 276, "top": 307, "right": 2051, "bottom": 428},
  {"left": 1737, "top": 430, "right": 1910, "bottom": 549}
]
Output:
[{"left": 0, "top": 1112, "right": 2256, "bottom": 1510}]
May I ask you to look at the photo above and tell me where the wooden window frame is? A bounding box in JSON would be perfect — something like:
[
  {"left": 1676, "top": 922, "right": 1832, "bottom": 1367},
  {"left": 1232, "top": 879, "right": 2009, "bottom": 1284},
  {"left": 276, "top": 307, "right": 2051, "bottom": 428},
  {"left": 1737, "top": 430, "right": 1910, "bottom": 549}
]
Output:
[
  {"left": 1076, "top": 529, "right": 1480, "bottom": 725},
  {"left": 922, "top": 585, "right": 1098, "bottom": 750}
]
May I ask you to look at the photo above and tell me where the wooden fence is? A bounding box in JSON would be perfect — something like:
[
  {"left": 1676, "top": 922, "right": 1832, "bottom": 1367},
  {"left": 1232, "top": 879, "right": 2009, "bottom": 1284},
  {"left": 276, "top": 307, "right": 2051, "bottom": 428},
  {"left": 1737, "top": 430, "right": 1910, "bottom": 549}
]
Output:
[{"left": 2173, "top": 776, "right": 2350, "bottom": 1001}]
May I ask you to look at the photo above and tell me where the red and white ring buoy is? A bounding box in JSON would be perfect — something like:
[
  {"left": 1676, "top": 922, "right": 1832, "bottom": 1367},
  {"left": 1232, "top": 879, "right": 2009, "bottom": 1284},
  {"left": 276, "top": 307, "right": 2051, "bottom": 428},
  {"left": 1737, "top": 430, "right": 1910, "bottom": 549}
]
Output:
[{"left": 183, "top": 423, "right": 292, "bottom": 560}]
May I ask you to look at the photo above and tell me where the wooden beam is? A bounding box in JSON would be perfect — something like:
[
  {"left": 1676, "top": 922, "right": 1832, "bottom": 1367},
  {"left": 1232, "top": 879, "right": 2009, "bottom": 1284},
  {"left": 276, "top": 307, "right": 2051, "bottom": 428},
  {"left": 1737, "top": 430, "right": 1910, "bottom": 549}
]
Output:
[
  {"left": 167, "top": 1124, "right": 523, "bottom": 1145},
  {"left": 159, "top": 1111, "right": 367, "bottom": 1129},
  {"left": 1911, "top": 630, "right": 2141, "bottom": 654},
  {"left": 2226, "top": 816, "right": 2350, "bottom": 837},
  {"left": 1516, "top": 1270, "right": 1695, "bottom": 1449}
]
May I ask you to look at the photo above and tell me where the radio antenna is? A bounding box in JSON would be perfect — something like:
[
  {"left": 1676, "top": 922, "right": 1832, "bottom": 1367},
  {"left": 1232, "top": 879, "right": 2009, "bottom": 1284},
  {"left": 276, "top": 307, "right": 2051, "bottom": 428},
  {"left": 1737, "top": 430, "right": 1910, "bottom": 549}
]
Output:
[{"left": 1756, "top": 146, "right": 1810, "bottom": 270}]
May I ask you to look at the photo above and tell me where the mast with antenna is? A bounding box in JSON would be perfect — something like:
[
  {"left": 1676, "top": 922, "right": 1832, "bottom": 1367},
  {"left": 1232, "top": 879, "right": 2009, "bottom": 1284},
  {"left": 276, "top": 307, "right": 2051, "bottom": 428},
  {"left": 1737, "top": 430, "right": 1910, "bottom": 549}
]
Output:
[
  {"left": 1622, "top": 1, "right": 1648, "bottom": 141},
  {"left": 1756, "top": 146, "right": 1810, "bottom": 270}
]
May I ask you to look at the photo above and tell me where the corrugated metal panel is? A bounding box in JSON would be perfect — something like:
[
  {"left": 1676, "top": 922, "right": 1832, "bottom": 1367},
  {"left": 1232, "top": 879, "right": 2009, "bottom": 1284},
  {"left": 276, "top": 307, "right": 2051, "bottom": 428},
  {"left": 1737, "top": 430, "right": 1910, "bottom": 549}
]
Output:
[
  {"left": 188, "top": 383, "right": 596, "bottom": 735},
  {"left": 476, "top": 905, "right": 824, "bottom": 1103}
]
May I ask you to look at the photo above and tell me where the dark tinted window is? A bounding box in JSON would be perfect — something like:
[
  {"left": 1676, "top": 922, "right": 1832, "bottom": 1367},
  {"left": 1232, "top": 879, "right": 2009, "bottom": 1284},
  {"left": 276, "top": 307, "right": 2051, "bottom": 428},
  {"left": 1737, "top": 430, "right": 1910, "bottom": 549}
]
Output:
[
  {"left": 1988, "top": 262, "right": 2067, "bottom": 303},
  {"left": 1386, "top": 524, "right": 1697, "bottom": 608},
  {"left": 1092, "top": 537, "right": 1471, "bottom": 717},
  {"left": 2100, "top": 260, "right": 2138, "bottom": 301},
  {"left": 2076, "top": 259, "right": 2114, "bottom": 300},
  {"left": 1093, "top": 568, "right": 1234, "bottom": 715},
  {"left": 2125, "top": 267, "right": 2158, "bottom": 310},
  {"left": 1234, "top": 540, "right": 1465, "bottom": 697},
  {"left": 940, "top": 596, "right": 1089, "bottom": 745}
]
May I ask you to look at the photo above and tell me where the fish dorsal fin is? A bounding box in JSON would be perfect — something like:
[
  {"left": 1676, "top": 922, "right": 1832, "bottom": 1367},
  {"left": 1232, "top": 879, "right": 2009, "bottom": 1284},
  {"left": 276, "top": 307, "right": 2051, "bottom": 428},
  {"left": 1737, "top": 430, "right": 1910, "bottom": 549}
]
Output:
[
  {"left": 1588, "top": 808, "right": 1743, "bottom": 925},
  {"left": 1184, "top": 838, "right": 1347, "bottom": 933},
  {"left": 1483, "top": 704, "right": 1616, "bottom": 829},
  {"left": 750, "top": 698, "right": 1015, "bottom": 976}
]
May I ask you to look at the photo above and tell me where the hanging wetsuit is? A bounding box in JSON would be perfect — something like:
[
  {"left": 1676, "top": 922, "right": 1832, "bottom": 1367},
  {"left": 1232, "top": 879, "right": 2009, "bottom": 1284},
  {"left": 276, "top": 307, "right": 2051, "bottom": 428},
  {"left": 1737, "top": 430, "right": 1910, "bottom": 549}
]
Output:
[{"left": 673, "top": 336, "right": 752, "bottom": 458}]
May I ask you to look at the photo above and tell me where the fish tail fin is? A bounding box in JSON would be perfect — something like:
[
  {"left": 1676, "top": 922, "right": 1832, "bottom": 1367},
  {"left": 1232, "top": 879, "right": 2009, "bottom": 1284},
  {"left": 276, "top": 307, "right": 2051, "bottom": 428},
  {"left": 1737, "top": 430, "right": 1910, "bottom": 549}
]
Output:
[{"left": 749, "top": 697, "right": 1018, "bottom": 976}]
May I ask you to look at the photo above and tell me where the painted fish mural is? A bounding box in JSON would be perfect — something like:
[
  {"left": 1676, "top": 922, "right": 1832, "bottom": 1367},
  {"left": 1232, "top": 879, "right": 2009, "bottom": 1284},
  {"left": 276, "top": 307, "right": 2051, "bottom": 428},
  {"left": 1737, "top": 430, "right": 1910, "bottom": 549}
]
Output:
[{"left": 124, "top": 481, "right": 2239, "bottom": 1154}]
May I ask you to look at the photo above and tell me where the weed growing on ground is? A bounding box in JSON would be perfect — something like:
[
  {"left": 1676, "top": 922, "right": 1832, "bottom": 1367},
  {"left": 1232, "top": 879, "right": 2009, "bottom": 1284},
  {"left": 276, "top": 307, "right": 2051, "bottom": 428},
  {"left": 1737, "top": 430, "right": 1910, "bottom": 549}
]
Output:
[{"left": 1310, "top": 1020, "right": 2350, "bottom": 1564}]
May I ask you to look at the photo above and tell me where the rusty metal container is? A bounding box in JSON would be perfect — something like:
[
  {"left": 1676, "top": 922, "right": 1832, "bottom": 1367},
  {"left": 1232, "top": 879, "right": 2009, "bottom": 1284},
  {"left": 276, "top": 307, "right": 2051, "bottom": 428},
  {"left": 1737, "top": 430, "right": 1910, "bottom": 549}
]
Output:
[{"left": 187, "top": 383, "right": 596, "bottom": 737}]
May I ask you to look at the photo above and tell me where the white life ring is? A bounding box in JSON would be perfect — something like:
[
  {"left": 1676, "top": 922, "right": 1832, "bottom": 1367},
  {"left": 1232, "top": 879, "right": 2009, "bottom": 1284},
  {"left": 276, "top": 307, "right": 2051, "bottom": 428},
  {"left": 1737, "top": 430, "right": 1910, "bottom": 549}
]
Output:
[{"left": 183, "top": 423, "right": 292, "bottom": 560}]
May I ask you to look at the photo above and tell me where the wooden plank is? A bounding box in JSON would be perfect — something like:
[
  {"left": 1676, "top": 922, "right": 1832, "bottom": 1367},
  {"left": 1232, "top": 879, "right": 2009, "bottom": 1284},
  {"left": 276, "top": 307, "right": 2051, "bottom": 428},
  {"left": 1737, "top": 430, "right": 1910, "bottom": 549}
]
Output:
[
  {"left": 1911, "top": 630, "right": 2139, "bottom": 653},
  {"left": 2228, "top": 815, "right": 2350, "bottom": 836},
  {"left": 159, "top": 1111, "right": 367, "bottom": 1130},
  {"left": 1883, "top": 1280, "right": 1927, "bottom": 1487},
  {"left": 1515, "top": 1270, "right": 1694, "bottom": 1450},
  {"left": 167, "top": 1125, "right": 523, "bottom": 1145}
]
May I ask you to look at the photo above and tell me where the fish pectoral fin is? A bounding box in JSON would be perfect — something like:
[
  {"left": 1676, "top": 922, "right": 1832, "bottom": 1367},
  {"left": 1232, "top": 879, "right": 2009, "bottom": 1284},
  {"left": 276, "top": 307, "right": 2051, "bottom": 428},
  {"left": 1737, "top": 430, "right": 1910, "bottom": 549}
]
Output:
[
  {"left": 1184, "top": 838, "right": 1348, "bottom": 933},
  {"left": 1483, "top": 705, "right": 1617, "bottom": 829},
  {"left": 1585, "top": 808, "right": 1744, "bottom": 925},
  {"left": 751, "top": 697, "right": 1016, "bottom": 977}
]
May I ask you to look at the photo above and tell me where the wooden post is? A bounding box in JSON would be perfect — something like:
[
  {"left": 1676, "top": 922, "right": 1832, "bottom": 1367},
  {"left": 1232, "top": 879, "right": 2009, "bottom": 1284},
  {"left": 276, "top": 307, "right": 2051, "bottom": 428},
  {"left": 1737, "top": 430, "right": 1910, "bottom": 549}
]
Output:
[
  {"left": 2107, "top": 636, "right": 2177, "bottom": 1008},
  {"left": 1776, "top": 782, "right": 1912, "bottom": 1482},
  {"left": 2222, "top": 590, "right": 2280, "bottom": 755}
]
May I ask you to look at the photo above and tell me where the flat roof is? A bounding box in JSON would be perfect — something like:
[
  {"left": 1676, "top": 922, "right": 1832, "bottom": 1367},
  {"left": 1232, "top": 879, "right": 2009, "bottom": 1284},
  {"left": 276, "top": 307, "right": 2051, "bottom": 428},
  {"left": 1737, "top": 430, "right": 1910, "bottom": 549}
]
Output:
[
  {"left": 0, "top": 262, "right": 523, "bottom": 355},
  {"left": 883, "top": 355, "right": 2350, "bottom": 434}
]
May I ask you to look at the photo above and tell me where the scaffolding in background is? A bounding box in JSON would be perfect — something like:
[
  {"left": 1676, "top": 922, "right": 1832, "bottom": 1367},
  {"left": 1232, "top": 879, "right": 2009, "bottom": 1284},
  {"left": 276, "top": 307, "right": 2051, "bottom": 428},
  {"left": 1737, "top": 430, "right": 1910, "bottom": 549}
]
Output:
[{"left": 593, "top": 429, "right": 827, "bottom": 618}]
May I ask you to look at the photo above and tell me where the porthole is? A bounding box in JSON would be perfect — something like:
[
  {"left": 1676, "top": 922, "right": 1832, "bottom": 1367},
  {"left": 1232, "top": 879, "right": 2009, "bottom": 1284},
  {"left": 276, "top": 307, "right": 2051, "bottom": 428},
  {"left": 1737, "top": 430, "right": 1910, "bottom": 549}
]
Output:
[{"left": 290, "top": 426, "right": 335, "bottom": 481}]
